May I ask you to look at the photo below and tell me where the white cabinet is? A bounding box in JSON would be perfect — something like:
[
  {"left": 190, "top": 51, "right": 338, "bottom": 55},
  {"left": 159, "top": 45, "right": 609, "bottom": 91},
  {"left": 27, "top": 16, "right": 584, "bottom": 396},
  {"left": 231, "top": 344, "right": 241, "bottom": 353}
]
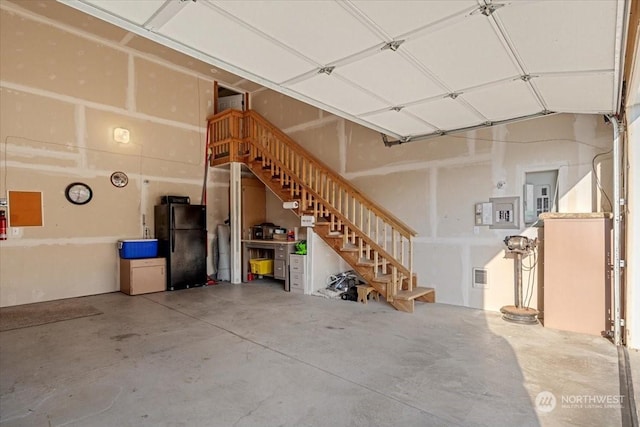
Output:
[{"left": 289, "top": 254, "right": 307, "bottom": 293}]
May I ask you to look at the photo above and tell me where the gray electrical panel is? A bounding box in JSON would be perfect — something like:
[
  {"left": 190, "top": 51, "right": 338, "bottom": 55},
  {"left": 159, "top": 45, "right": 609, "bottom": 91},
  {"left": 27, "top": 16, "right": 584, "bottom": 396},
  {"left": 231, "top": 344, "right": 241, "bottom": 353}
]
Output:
[{"left": 489, "top": 196, "right": 520, "bottom": 229}]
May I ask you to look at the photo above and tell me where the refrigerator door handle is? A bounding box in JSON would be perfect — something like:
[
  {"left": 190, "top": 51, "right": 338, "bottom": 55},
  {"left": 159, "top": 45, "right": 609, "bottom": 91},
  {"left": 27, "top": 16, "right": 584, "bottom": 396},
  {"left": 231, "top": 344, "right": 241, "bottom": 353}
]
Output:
[
  {"left": 171, "top": 206, "right": 175, "bottom": 230},
  {"left": 171, "top": 229, "right": 175, "bottom": 252}
]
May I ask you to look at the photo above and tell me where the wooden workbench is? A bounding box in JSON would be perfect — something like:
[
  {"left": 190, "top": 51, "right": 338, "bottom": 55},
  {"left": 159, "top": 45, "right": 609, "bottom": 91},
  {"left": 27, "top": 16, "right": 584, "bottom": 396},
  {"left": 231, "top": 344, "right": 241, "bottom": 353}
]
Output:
[{"left": 242, "top": 240, "right": 298, "bottom": 291}]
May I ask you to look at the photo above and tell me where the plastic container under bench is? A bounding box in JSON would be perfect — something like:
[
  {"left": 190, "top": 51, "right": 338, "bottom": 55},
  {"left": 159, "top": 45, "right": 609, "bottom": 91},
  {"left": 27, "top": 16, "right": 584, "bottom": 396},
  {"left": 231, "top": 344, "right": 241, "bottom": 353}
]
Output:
[
  {"left": 118, "top": 239, "right": 158, "bottom": 259},
  {"left": 250, "top": 258, "right": 274, "bottom": 275}
]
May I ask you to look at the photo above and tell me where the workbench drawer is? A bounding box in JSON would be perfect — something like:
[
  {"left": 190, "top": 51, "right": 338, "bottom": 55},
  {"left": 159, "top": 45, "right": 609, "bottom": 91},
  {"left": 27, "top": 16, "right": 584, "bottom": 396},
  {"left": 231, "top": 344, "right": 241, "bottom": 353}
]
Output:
[
  {"left": 275, "top": 245, "right": 287, "bottom": 260},
  {"left": 273, "top": 259, "right": 286, "bottom": 280}
]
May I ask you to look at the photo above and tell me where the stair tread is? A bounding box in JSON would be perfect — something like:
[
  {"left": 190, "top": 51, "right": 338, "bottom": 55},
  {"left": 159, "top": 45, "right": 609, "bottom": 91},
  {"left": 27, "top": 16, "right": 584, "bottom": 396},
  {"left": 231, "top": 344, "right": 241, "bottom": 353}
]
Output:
[
  {"left": 340, "top": 244, "right": 359, "bottom": 252},
  {"left": 395, "top": 287, "right": 435, "bottom": 301}
]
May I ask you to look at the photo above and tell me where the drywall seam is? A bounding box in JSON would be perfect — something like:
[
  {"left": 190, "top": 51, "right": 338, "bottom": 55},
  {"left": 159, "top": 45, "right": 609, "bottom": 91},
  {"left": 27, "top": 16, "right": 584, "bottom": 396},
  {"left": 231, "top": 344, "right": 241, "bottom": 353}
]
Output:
[
  {"left": 461, "top": 244, "right": 470, "bottom": 306},
  {"left": 3, "top": 144, "right": 78, "bottom": 160},
  {"left": 250, "top": 86, "right": 268, "bottom": 95},
  {"left": 0, "top": 2, "right": 219, "bottom": 86},
  {"left": 0, "top": 81, "right": 205, "bottom": 133},
  {"left": 467, "top": 129, "right": 476, "bottom": 156},
  {"left": 413, "top": 236, "right": 507, "bottom": 245},
  {"left": 3, "top": 160, "right": 210, "bottom": 186},
  {"left": 0, "top": 237, "right": 133, "bottom": 248},
  {"left": 126, "top": 53, "right": 135, "bottom": 112},
  {"left": 74, "top": 105, "right": 87, "bottom": 169},
  {"left": 429, "top": 167, "right": 438, "bottom": 238},
  {"left": 282, "top": 115, "right": 340, "bottom": 134},
  {"left": 491, "top": 127, "right": 507, "bottom": 195},
  {"left": 344, "top": 153, "right": 492, "bottom": 180},
  {"left": 119, "top": 32, "right": 135, "bottom": 46},
  {"left": 338, "top": 119, "right": 346, "bottom": 174}
]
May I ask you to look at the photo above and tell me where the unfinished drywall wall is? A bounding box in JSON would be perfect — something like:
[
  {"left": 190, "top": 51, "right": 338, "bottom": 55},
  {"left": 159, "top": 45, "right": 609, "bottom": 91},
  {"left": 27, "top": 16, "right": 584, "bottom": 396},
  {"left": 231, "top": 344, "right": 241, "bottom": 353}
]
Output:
[
  {"left": 0, "top": 4, "right": 233, "bottom": 307},
  {"left": 252, "top": 88, "right": 614, "bottom": 312},
  {"left": 265, "top": 191, "right": 299, "bottom": 232}
]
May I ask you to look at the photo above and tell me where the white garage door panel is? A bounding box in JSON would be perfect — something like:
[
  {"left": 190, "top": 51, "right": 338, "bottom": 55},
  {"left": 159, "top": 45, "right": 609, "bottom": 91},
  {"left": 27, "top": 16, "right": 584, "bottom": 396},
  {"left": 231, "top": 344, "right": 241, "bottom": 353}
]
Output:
[
  {"left": 158, "top": 3, "right": 315, "bottom": 84},
  {"left": 535, "top": 74, "right": 615, "bottom": 113},
  {"left": 288, "top": 75, "right": 388, "bottom": 116},
  {"left": 337, "top": 50, "right": 445, "bottom": 106},
  {"left": 406, "top": 98, "right": 484, "bottom": 131},
  {"left": 462, "top": 80, "right": 541, "bottom": 122},
  {"left": 405, "top": 13, "right": 520, "bottom": 90},
  {"left": 350, "top": 0, "right": 478, "bottom": 38},
  {"left": 498, "top": 1, "right": 618, "bottom": 73},
  {"left": 84, "top": 0, "right": 164, "bottom": 25},
  {"left": 210, "top": 0, "right": 381, "bottom": 66},
  {"left": 363, "top": 110, "right": 436, "bottom": 136}
]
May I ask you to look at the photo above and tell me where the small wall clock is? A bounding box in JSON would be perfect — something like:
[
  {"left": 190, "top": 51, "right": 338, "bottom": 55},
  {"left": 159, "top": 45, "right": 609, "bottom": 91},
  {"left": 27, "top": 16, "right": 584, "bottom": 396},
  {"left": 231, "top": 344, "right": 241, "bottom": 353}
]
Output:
[
  {"left": 110, "top": 171, "right": 128, "bottom": 188},
  {"left": 65, "top": 182, "right": 93, "bottom": 205}
]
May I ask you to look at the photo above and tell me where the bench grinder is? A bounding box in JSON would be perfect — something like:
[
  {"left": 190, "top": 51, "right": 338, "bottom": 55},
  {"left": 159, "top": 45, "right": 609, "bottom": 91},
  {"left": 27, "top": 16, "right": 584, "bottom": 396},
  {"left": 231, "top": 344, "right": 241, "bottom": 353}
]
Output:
[{"left": 500, "top": 235, "right": 539, "bottom": 324}]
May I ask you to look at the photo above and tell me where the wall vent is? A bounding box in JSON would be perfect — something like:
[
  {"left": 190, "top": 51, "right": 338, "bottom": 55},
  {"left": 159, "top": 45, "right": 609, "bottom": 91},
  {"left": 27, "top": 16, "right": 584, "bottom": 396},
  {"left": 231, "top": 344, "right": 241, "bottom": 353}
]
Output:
[{"left": 472, "top": 268, "right": 488, "bottom": 288}]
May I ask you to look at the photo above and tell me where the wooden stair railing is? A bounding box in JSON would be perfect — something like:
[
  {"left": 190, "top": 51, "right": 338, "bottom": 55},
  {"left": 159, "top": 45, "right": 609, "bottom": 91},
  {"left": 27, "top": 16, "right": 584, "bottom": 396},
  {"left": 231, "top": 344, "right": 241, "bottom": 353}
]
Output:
[{"left": 207, "top": 109, "right": 434, "bottom": 312}]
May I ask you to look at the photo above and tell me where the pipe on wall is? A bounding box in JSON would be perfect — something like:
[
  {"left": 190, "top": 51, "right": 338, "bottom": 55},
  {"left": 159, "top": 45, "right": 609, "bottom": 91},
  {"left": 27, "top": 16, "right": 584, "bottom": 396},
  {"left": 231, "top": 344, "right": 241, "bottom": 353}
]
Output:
[{"left": 609, "top": 115, "right": 623, "bottom": 346}]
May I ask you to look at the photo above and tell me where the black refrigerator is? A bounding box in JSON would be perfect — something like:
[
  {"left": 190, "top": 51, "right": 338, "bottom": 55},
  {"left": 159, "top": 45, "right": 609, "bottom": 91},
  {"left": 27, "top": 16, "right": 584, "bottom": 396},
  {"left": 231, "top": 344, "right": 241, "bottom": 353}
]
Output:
[{"left": 154, "top": 203, "right": 207, "bottom": 290}]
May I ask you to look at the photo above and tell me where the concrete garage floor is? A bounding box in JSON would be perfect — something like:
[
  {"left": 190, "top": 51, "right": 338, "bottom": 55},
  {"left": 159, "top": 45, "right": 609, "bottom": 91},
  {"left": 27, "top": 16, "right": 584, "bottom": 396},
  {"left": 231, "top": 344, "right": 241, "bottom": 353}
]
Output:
[{"left": 0, "top": 281, "right": 637, "bottom": 427}]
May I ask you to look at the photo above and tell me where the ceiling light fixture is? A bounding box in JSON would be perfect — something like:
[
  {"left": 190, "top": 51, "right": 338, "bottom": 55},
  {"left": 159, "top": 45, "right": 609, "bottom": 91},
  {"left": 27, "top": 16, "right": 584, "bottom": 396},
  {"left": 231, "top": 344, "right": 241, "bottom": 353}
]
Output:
[
  {"left": 114, "top": 127, "right": 130, "bottom": 144},
  {"left": 382, "top": 40, "right": 405, "bottom": 52},
  {"left": 445, "top": 92, "right": 462, "bottom": 99},
  {"left": 391, "top": 106, "right": 404, "bottom": 112}
]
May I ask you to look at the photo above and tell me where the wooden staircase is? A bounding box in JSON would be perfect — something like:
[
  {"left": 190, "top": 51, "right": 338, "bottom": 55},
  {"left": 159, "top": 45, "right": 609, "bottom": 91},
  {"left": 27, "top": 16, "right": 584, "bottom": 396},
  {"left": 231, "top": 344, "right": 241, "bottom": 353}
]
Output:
[{"left": 207, "top": 109, "right": 435, "bottom": 313}]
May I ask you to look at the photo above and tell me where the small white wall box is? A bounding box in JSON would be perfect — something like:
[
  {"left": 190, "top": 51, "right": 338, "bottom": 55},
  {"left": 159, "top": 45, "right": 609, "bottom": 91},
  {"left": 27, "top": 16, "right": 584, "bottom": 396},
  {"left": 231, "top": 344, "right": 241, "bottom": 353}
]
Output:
[
  {"left": 489, "top": 196, "right": 520, "bottom": 229},
  {"left": 283, "top": 201, "right": 299, "bottom": 209},
  {"left": 475, "top": 202, "right": 493, "bottom": 226},
  {"left": 301, "top": 215, "right": 315, "bottom": 227}
]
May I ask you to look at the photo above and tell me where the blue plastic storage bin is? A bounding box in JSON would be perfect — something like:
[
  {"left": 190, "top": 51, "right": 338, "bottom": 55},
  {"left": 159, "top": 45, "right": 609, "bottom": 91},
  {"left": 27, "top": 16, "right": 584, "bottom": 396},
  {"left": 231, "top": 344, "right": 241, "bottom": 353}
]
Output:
[{"left": 118, "top": 239, "right": 158, "bottom": 259}]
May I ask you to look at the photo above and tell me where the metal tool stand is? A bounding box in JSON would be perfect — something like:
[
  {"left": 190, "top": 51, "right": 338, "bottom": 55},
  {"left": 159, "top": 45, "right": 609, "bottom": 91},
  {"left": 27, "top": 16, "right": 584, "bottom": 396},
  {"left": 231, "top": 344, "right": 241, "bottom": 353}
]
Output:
[{"left": 500, "top": 236, "right": 539, "bottom": 325}]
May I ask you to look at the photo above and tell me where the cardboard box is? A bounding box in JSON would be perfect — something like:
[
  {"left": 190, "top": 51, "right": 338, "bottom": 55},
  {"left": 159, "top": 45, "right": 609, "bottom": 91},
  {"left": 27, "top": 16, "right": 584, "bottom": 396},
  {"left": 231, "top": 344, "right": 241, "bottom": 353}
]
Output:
[{"left": 120, "top": 258, "right": 166, "bottom": 295}]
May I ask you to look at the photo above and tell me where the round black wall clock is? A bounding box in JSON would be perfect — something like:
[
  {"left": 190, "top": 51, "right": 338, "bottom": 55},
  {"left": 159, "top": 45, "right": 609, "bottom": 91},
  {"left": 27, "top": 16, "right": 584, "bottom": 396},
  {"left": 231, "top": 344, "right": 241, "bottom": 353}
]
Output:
[
  {"left": 110, "top": 171, "right": 128, "bottom": 188},
  {"left": 65, "top": 182, "right": 93, "bottom": 205}
]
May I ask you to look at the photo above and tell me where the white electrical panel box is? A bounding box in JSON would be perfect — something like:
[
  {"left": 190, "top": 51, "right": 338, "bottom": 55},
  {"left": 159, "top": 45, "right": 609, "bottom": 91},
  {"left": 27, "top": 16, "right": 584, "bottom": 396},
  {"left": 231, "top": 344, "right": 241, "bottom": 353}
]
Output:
[
  {"left": 524, "top": 170, "right": 558, "bottom": 225},
  {"left": 489, "top": 196, "right": 520, "bottom": 229},
  {"left": 475, "top": 202, "right": 493, "bottom": 226},
  {"left": 524, "top": 183, "right": 552, "bottom": 223}
]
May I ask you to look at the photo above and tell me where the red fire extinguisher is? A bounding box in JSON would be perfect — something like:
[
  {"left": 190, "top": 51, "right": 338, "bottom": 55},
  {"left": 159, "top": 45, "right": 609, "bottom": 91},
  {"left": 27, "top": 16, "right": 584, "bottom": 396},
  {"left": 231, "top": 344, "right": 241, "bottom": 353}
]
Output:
[{"left": 0, "top": 210, "right": 7, "bottom": 240}]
